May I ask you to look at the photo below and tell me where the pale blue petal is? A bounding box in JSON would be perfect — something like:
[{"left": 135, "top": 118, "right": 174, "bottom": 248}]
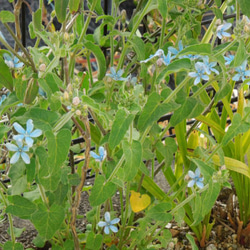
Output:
[
  {"left": 109, "top": 225, "right": 118, "bottom": 233},
  {"left": 26, "top": 119, "right": 34, "bottom": 133},
  {"left": 90, "top": 151, "right": 101, "bottom": 161},
  {"left": 13, "top": 122, "right": 26, "bottom": 134},
  {"left": 188, "top": 72, "right": 198, "bottom": 78},
  {"left": 188, "top": 170, "right": 195, "bottom": 179},
  {"left": 97, "top": 221, "right": 107, "bottom": 227},
  {"left": 244, "top": 71, "right": 250, "bottom": 76},
  {"left": 13, "top": 134, "right": 25, "bottom": 141},
  {"left": 110, "top": 67, "right": 116, "bottom": 75},
  {"left": 222, "top": 23, "right": 232, "bottom": 30},
  {"left": 30, "top": 129, "right": 42, "bottom": 138},
  {"left": 232, "top": 74, "right": 240, "bottom": 81},
  {"left": 194, "top": 77, "right": 201, "bottom": 85},
  {"left": 21, "top": 152, "right": 30, "bottom": 164},
  {"left": 16, "top": 140, "right": 23, "bottom": 148},
  {"left": 202, "top": 75, "right": 209, "bottom": 81},
  {"left": 211, "top": 68, "right": 219, "bottom": 75},
  {"left": 168, "top": 47, "right": 178, "bottom": 55},
  {"left": 217, "top": 33, "right": 222, "bottom": 39},
  {"left": 104, "top": 212, "right": 110, "bottom": 222},
  {"left": 117, "top": 69, "right": 124, "bottom": 77},
  {"left": 6, "top": 143, "right": 18, "bottom": 152},
  {"left": 196, "top": 181, "right": 204, "bottom": 189},
  {"left": 10, "top": 152, "right": 20, "bottom": 164},
  {"left": 187, "top": 180, "right": 195, "bottom": 187},
  {"left": 104, "top": 226, "right": 110, "bottom": 234},
  {"left": 111, "top": 218, "right": 120, "bottom": 224},
  {"left": 195, "top": 168, "right": 200, "bottom": 176},
  {"left": 22, "top": 145, "right": 30, "bottom": 151},
  {"left": 25, "top": 137, "right": 34, "bottom": 147},
  {"left": 222, "top": 31, "right": 231, "bottom": 37},
  {"left": 14, "top": 62, "right": 24, "bottom": 68},
  {"left": 99, "top": 146, "right": 105, "bottom": 157}
]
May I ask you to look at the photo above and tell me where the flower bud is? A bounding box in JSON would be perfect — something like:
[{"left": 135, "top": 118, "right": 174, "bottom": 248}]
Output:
[
  {"left": 64, "top": 32, "right": 69, "bottom": 41},
  {"left": 75, "top": 109, "right": 81, "bottom": 116},
  {"left": 39, "top": 63, "right": 46, "bottom": 72},
  {"left": 72, "top": 96, "right": 80, "bottom": 106},
  {"left": 64, "top": 91, "right": 69, "bottom": 100}
]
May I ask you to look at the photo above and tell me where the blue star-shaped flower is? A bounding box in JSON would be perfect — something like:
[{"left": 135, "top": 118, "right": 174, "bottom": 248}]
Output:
[
  {"left": 13, "top": 119, "right": 42, "bottom": 147},
  {"left": 216, "top": 23, "right": 232, "bottom": 39},
  {"left": 202, "top": 56, "right": 219, "bottom": 75},
  {"left": 140, "top": 49, "right": 165, "bottom": 63},
  {"left": 168, "top": 40, "right": 184, "bottom": 58},
  {"left": 6, "top": 140, "right": 30, "bottom": 164},
  {"left": 187, "top": 168, "right": 204, "bottom": 189},
  {"left": 224, "top": 54, "right": 235, "bottom": 66},
  {"left": 97, "top": 212, "right": 120, "bottom": 234},
  {"left": 188, "top": 62, "right": 209, "bottom": 85},
  {"left": 90, "top": 146, "right": 107, "bottom": 162},
  {"left": 232, "top": 60, "right": 250, "bottom": 82},
  {"left": 106, "top": 67, "right": 129, "bottom": 81},
  {"left": 3, "top": 52, "right": 24, "bottom": 69}
]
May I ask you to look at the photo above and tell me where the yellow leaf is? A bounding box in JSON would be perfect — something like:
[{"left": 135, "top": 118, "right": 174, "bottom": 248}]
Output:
[{"left": 130, "top": 191, "right": 151, "bottom": 213}]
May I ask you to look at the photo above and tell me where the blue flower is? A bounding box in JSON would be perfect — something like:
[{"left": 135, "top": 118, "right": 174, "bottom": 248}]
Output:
[
  {"left": 140, "top": 49, "right": 165, "bottom": 63},
  {"left": 3, "top": 52, "right": 24, "bottom": 69},
  {"left": 90, "top": 146, "right": 107, "bottom": 162},
  {"left": 202, "top": 56, "right": 219, "bottom": 75},
  {"left": 188, "top": 62, "right": 209, "bottom": 85},
  {"left": 232, "top": 60, "right": 250, "bottom": 82},
  {"left": 97, "top": 212, "right": 120, "bottom": 234},
  {"left": 182, "top": 54, "right": 201, "bottom": 61},
  {"left": 162, "top": 51, "right": 172, "bottom": 66},
  {"left": 168, "top": 40, "right": 184, "bottom": 58},
  {"left": 216, "top": 23, "right": 232, "bottom": 39},
  {"left": 6, "top": 140, "right": 30, "bottom": 164},
  {"left": 0, "top": 95, "right": 7, "bottom": 106},
  {"left": 224, "top": 55, "right": 235, "bottom": 66},
  {"left": 13, "top": 119, "right": 42, "bottom": 147},
  {"left": 187, "top": 168, "right": 204, "bottom": 189},
  {"left": 106, "top": 67, "right": 129, "bottom": 81}
]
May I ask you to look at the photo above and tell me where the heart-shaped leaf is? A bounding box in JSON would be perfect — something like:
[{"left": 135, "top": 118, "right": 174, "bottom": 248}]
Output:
[{"left": 130, "top": 191, "right": 151, "bottom": 213}]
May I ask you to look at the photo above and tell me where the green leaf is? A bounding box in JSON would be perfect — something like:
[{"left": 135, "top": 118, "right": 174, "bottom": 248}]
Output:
[
  {"left": 212, "top": 7, "right": 223, "bottom": 21},
  {"left": 138, "top": 92, "right": 179, "bottom": 131},
  {"left": 170, "top": 97, "right": 205, "bottom": 126},
  {"left": 83, "top": 41, "right": 106, "bottom": 80},
  {"left": 109, "top": 110, "right": 134, "bottom": 150},
  {"left": 0, "top": 11, "right": 15, "bottom": 23},
  {"left": 17, "top": 108, "right": 60, "bottom": 131},
  {"left": 221, "top": 113, "right": 250, "bottom": 146},
  {"left": 234, "top": 40, "right": 247, "bottom": 67},
  {"left": 8, "top": 161, "right": 27, "bottom": 195},
  {"left": 46, "top": 129, "right": 71, "bottom": 169},
  {"left": 156, "top": 58, "right": 191, "bottom": 83},
  {"left": 31, "top": 203, "right": 65, "bottom": 239},
  {"left": 186, "top": 234, "right": 199, "bottom": 250},
  {"left": 53, "top": 183, "right": 69, "bottom": 205},
  {"left": 178, "top": 43, "right": 212, "bottom": 56},
  {"left": 3, "top": 241, "right": 24, "bottom": 250},
  {"left": 123, "top": 140, "right": 142, "bottom": 181},
  {"left": 55, "top": 0, "right": 69, "bottom": 23},
  {"left": 129, "top": 36, "right": 145, "bottom": 61},
  {"left": 157, "top": 0, "right": 168, "bottom": 18},
  {"left": 85, "top": 232, "right": 103, "bottom": 250},
  {"left": 69, "top": 0, "right": 80, "bottom": 12},
  {"left": 146, "top": 203, "right": 172, "bottom": 222},
  {"left": 0, "top": 57, "right": 13, "bottom": 91},
  {"left": 24, "top": 78, "right": 39, "bottom": 104},
  {"left": 33, "top": 9, "right": 42, "bottom": 31},
  {"left": 238, "top": 0, "right": 250, "bottom": 18},
  {"left": 6, "top": 195, "right": 37, "bottom": 219},
  {"left": 89, "top": 175, "right": 117, "bottom": 206},
  {"left": 0, "top": 125, "right": 10, "bottom": 140}
]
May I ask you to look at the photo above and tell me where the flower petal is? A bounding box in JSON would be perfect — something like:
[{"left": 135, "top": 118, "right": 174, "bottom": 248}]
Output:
[
  {"left": 109, "top": 225, "right": 118, "bottom": 233},
  {"left": 104, "top": 226, "right": 110, "bottom": 234},
  {"left": 196, "top": 181, "right": 204, "bottom": 189},
  {"left": 13, "top": 122, "right": 26, "bottom": 134},
  {"left": 90, "top": 151, "right": 101, "bottom": 161},
  {"left": 97, "top": 221, "right": 107, "bottom": 227},
  {"left": 6, "top": 143, "right": 18, "bottom": 151},
  {"left": 187, "top": 180, "right": 195, "bottom": 187},
  {"left": 20, "top": 152, "right": 30, "bottom": 164},
  {"left": 26, "top": 119, "right": 34, "bottom": 133},
  {"left": 104, "top": 212, "right": 111, "bottom": 222},
  {"left": 111, "top": 218, "right": 120, "bottom": 224},
  {"left": 194, "top": 77, "right": 201, "bottom": 85},
  {"left": 195, "top": 168, "right": 200, "bottom": 176},
  {"left": 13, "top": 134, "right": 25, "bottom": 141},
  {"left": 30, "top": 129, "right": 42, "bottom": 138},
  {"left": 188, "top": 170, "right": 195, "bottom": 178},
  {"left": 10, "top": 152, "right": 20, "bottom": 164},
  {"left": 25, "top": 137, "right": 34, "bottom": 147}
]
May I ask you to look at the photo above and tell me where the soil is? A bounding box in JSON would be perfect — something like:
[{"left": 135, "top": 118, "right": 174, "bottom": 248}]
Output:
[{"left": 1, "top": 174, "right": 250, "bottom": 250}]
